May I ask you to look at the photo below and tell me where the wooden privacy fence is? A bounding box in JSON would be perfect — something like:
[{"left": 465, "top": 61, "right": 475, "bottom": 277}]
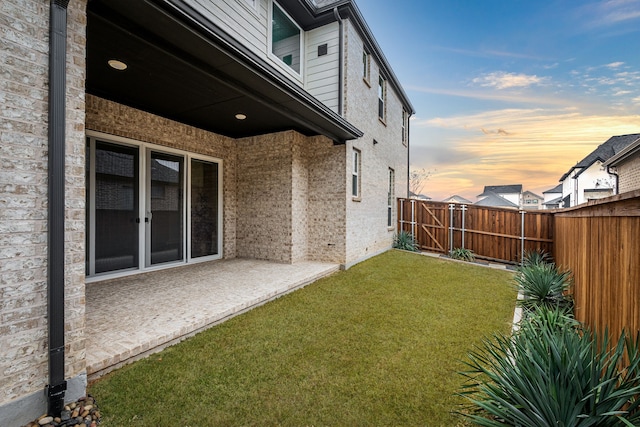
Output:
[
  {"left": 397, "top": 199, "right": 554, "bottom": 264},
  {"left": 553, "top": 191, "right": 640, "bottom": 344}
]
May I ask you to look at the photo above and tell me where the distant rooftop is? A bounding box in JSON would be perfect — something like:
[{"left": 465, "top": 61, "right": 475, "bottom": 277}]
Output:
[
  {"left": 560, "top": 133, "right": 640, "bottom": 181},
  {"left": 478, "top": 184, "right": 522, "bottom": 197},
  {"left": 474, "top": 192, "right": 519, "bottom": 208}
]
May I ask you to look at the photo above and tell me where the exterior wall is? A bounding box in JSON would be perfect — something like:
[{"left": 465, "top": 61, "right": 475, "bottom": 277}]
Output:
[
  {"left": 342, "top": 19, "right": 408, "bottom": 267},
  {"left": 498, "top": 192, "right": 520, "bottom": 206},
  {"left": 85, "top": 96, "right": 238, "bottom": 259},
  {"left": 305, "top": 22, "right": 340, "bottom": 113},
  {"left": 236, "top": 132, "right": 294, "bottom": 263},
  {"left": 0, "top": 0, "right": 88, "bottom": 423},
  {"left": 186, "top": 0, "right": 269, "bottom": 59},
  {"left": 306, "top": 137, "right": 347, "bottom": 263},
  {"left": 522, "top": 192, "right": 542, "bottom": 210},
  {"left": 236, "top": 130, "right": 347, "bottom": 264},
  {"left": 617, "top": 155, "right": 640, "bottom": 194},
  {"left": 575, "top": 162, "right": 616, "bottom": 206}
]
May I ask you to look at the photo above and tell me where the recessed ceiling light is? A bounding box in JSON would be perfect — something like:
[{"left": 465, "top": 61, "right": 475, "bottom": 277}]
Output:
[
  {"left": 108, "top": 59, "right": 128, "bottom": 71},
  {"left": 235, "top": 113, "right": 247, "bottom": 120}
]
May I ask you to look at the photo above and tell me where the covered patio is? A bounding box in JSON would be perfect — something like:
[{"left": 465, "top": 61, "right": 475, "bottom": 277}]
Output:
[{"left": 86, "top": 259, "right": 339, "bottom": 380}]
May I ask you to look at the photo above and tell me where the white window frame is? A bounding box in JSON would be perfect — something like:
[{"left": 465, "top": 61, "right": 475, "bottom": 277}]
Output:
[
  {"left": 388, "top": 168, "right": 395, "bottom": 228},
  {"left": 85, "top": 131, "right": 224, "bottom": 282},
  {"left": 269, "top": 0, "right": 304, "bottom": 80},
  {"left": 378, "top": 76, "right": 386, "bottom": 122},
  {"left": 402, "top": 109, "right": 408, "bottom": 146},
  {"left": 352, "top": 148, "right": 361, "bottom": 200},
  {"left": 363, "top": 48, "right": 370, "bottom": 84}
]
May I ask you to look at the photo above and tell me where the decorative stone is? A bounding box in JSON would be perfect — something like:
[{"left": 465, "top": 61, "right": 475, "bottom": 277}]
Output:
[{"left": 38, "top": 417, "right": 53, "bottom": 426}]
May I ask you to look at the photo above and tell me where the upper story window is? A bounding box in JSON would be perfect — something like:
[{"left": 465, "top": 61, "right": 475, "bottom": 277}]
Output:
[
  {"left": 378, "top": 76, "right": 386, "bottom": 121},
  {"left": 362, "top": 49, "right": 370, "bottom": 83},
  {"left": 272, "top": 2, "right": 302, "bottom": 74},
  {"left": 402, "top": 109, "right": 408, "bottom": 146}
]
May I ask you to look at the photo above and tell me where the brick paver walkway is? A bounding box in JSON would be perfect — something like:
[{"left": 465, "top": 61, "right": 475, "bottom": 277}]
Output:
[{"left": 86, "top": 258, "right": 339, "bottom": 379}]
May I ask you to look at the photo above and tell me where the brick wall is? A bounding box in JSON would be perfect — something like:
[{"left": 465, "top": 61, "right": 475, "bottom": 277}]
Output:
[
  {"left": 305, "top": 137, "right": 347, "bottom": 263},
  {"left": 618, "top": 155, "right": 640, "bottom": 194},
  {"left": 342, "top": 19, "right": 409, "bottom": 267},
  {"left": 0, "top": 0, "right": 87, "bottom": 411},
  {"left": 85, "top": 95, "right": 238, "bottom": 259},
  {"left": 236, "top": 132, "right": 295, "bottom": 262}
]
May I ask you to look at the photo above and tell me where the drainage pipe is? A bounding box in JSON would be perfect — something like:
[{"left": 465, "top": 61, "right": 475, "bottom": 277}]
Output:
[
  {"left": 47, "top": 0, "right": 70, "bottom": 417},
  {"left": 333, "top": 7, "right": 344, "bottom": 116}
]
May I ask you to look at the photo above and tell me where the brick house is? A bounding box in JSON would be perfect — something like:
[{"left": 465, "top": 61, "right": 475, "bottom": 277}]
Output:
[
  {"left": 0, "top": 0, "right": 414, "bottom": 424},
  {"left": 603, "top": 136, "right": 640, "bottom": 194}
]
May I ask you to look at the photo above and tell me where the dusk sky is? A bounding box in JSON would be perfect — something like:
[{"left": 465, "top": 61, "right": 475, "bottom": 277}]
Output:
[{"left": 356, "top": 0, "right": 640, "bottom": 201}]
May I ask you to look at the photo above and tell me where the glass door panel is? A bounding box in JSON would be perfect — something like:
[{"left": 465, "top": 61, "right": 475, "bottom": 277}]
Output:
[
  {"left": 94, "top": 142, "right": 139, "bottom": 273},
  {"left": 191, "top": 159, "right": 219, "bottom": 258},
  {"left": 149, "top": 152, "right": 184, "bottom": 265}
]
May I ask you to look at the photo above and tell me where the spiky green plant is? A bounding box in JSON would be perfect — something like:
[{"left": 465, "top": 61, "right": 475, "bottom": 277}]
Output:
[
  {"left": 515, "top": 263, "right": 573, "bottom": 312},
  {"left": 460, "top": 310, "right": 640, "bottom": 426},
  {"left": 451, "top": 247, "right": 475, "bottom": 262},
  {"left": 392, "top": 231, "right": 419, "bottom": 252},
  {"left": 521, "top": 249, "right": 552, "bottom": 268}
]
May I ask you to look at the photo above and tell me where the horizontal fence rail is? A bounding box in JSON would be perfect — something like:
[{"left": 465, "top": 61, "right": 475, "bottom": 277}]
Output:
[{"left": 398, "top": 199, "right": 554, "bottom": 264}]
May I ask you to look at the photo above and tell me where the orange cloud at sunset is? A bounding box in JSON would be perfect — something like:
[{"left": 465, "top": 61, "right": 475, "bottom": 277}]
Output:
[{"left": 410, "top": 109, "right": 640, "bottom": 201}]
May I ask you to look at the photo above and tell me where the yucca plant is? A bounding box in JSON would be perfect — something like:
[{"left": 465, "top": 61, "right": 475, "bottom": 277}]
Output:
[
  {"left": 450, "top": 247, "right": 475, "bottom": 262},
  {"left": 392, "top": 231, "right": 418, "bottom": 252},
  {"left": 515, "top": 263, "right": 573, "bottom": 313},
  {"left": 460, "top": 310, "right": 640, "bottom": 426},
  {"left": 521, "top": 249, "right": 552, "bottom": 268}
]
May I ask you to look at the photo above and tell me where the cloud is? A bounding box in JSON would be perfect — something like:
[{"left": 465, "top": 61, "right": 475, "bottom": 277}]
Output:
[
  {"left": 481, "top": 128, "right": 512, "bottom": 136},
  {"left": 407, "top": 85, "right": 570, "bottom": 107},
  {"left": 471, "top": 72, "right": 548, "bottom": 90},
  {"left": 411, "top": 109, "right": 640, "bottom": 201},
  {"left": 606, "top": 61, "right": 625, "bottom": 68}
]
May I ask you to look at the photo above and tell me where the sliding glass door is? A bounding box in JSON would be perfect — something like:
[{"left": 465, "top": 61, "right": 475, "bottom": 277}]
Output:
[
  {"left": 86, "top": 135, "right": 222, "bottom": 278},
  {"left": 148, "top": 152, "right": 184, "bottom": 265}
]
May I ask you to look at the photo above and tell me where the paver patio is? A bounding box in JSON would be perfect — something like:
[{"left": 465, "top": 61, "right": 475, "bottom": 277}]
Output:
[{"left": 85, "top": 258, "right": 339, "bottom": 379}]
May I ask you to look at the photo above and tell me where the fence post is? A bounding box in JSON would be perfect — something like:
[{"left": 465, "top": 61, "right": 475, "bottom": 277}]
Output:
[
  {"left": 461, "top": 204, "right": 467, "bottom": 249},
  {"left": 449, "top": 203, "right": 455, "bottom": 254},
  {"left": 520, "top": 210, "right": 525, "bottom": 264},
  {"left": 399, "top": 199, "right": 403, "bottom": 232},
  {"left": 411, "top": 199, "right": 416, "bottom": 242}
]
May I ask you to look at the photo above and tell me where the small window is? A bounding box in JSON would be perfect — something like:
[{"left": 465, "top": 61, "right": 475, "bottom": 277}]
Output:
[
  {"left": 387, "top": 168, "right": 395, "bottom": 227},
  {"left": 402, "top": 110, "right": 408, "bottom": 146},
  {"left": 352, "top": 149, "right": 361, "bottom": 199},
  {"left": 362, "top": 49, "right": 370, "bottom": 82},
  {"left": 378, "top": 76, "right": 386, "bottom": 121},
  {"left": 272, "top": 2, "right": 302, "bottom": 74}
]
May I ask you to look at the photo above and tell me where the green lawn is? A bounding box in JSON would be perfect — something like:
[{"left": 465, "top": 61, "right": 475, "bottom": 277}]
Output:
[{"left": 89, "top": 250, "right": 516, "bottom": 426}]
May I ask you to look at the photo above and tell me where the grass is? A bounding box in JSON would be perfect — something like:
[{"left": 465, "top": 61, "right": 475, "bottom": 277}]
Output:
[{"left": 89, "top": 250, "right": 517, "bottom": 426}]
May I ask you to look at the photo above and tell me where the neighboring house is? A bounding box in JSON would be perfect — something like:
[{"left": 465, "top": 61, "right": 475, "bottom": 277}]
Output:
[
  {"left": 521, "top": 190, "right": 544, "bottom": 210},
  {"left": 409, "top": 191, "right": 431, "bottom": 200},
  {"left": 0, "top": 0, "right": 414, "bottom": 424},
  {"left": 474, "top": 192, "right": 519, "bottom": 209},
  {"left": 603, "top": 136, "right": 640, "bottom": 194},
  {"left": 542, "top": 184, "right": 563, "bottom": 209},
  {"left": 559, "top": 134, "right": 640, "bottom": 207},
  {"left": 442, "top": 195, "right": 472, "bottom": 204},
  {"left": 477, "top": 184, "right": 523, "bottom": 206}
]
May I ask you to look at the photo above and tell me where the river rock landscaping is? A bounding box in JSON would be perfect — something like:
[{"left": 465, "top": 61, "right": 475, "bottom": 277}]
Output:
[{"left": 21, "top": 396, "right": 101, "bottom": 427}]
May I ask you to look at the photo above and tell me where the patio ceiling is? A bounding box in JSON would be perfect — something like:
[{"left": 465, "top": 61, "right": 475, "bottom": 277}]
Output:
[{"left": 86, "top": 0, "right": 362, "bottom": 143}]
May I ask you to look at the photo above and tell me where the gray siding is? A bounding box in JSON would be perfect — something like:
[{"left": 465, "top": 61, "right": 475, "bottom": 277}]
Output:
[
  {"left": 305, "top": 22, "right": 340, "bottom": 113},
  {"left": 186, "top": 0, "right": 268, "bottom": 58}
]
